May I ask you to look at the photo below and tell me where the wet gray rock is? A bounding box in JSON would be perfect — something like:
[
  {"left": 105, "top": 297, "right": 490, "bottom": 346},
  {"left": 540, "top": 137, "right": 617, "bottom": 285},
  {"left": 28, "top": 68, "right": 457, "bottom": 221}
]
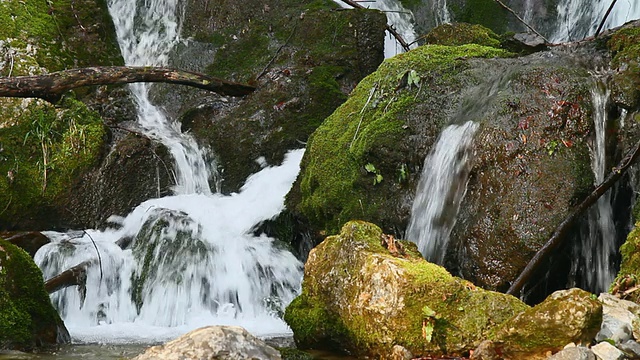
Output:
[
  {"left": 618, "top": 340, "right": 640, "bottom": 359},
  {"left": 548, "top": 345, "right": 595, "bottom": 360},
  {"left": 132, "top": 326, "right": 282, "bottom": 360}
]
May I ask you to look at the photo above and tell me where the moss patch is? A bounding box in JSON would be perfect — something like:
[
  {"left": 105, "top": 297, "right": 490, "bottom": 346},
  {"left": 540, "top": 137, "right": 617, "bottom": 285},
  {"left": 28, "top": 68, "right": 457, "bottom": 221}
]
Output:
[
  {"left": 0, "top": 97, "right": 107, "bottom": 229},
  {"left": 608, "top": 27, "right": 640, "bottom": 109},
  {"left": 424, "top": 23, "right": 501, "bottom": 48},
  {"left": 448, "top": 0, "right": 509, "bottom": 35},
  {"left": 285, "top": 221, "right": 527, "bottom": 358},
  {"left": 297, "top": 44, "right": 512, "bottom": 235},
  {"left": 0, "top": 238, "right": 68, "bottom": 350}
]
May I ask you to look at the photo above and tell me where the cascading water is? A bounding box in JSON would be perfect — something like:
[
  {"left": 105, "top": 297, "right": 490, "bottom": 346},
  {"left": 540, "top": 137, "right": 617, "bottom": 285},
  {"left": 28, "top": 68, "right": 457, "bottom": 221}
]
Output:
[
  {"left": 569, "top": 80, "right": 616, "bottom": 293},
  {"left": 34, "top": 0, "right": 304, "bottom": 343},
  {"left": 406, "top": 121, "right": 478, "bottom": 264},
  {"left": 551, "top": 0, "right": 640, "bottom": 42},
  {"left": 332, "top": 0, "right": 417, "bottom": 58},
  {"left": 433, "top": 0, "right": 451, "bottom": 26}
]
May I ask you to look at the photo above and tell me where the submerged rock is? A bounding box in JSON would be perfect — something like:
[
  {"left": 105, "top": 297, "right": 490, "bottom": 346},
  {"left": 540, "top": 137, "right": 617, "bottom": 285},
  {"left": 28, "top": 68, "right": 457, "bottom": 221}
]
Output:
[
  {"left": 285, "top": 220, "right": 527, "bottom": 358},
  {"left": 132, "top": 325, "right": 282, "bottom": 360},
  {"left": 0, "top": 238, "right": 69, "bottom": 350}
]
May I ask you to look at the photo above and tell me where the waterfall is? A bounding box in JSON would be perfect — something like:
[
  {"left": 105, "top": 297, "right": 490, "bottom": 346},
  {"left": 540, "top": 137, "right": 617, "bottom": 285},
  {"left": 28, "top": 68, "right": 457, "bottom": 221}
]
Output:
[
  {"left": 406, "top": 121, "right": 478, "bottom": 264},
  {"left": 523, "top": 0, "right": 534, "bottom": 25},
  {"left": 433, "top": 0, "right": 451, "bottom": 26},
  {"left": 551, "top": 0, "right": 640, "bottom": 43},
  {"left": 332, "top": 0, "right": 418, "bottom": 58},
  {"left": 34, "top": 0, "right": 304, "bottom": 343},
  {"left": 570, "top": 81, "right": 616, "bottom": 293}
]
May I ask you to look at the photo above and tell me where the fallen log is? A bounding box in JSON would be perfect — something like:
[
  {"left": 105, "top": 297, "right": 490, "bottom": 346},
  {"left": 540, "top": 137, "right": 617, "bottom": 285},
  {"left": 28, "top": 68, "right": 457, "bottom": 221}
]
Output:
[
  {"left": 0, "top": 66, "right": 256, "bottom": 103},
  {"left": 507, "top": 138, "right": 640, "bottom": 296},
  {"left": 44, "top": 260, "right": 89, "bottom": 297}
]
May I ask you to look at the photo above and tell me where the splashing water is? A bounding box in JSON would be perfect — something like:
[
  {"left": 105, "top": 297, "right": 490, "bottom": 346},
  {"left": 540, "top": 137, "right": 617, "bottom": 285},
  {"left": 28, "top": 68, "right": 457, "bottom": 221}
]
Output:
[
  {"left": 407, "top": 121, "right": 478, "bottom": 264},
  {"left": 36, "top": 150, "right": 305, "bottom": 343},
  {"left": 551, "top": 0, "right": 640, "bottom": 43},
  {"left": 570, "top": 81, "right": 616, "bottom": 293},
  {"left": 35, "top": 0, "right": 305, "bottom": 343},
  {"left": 332, "top": 0, "right": 418, "bottom": 58},
  {"left": 433, "top": 0, "right": 451, "bottom": 26}
]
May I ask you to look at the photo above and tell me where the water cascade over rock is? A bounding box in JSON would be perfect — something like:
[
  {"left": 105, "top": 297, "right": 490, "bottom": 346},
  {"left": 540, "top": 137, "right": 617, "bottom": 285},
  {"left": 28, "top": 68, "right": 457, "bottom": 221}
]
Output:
[
  {"left": 406, "top": 121, "right": 478, "bottom": 263},
  {"left": 551, "top": 0, "right": 640, "bottom": 42},
  {"left": 33, "top": 0, "right": 305, "bottom": 343}
]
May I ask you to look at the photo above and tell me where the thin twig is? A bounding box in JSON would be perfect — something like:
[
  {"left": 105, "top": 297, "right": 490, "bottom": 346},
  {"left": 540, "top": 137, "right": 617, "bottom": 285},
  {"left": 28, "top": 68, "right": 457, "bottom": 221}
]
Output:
[
  {"left": 350, "top": 84, "right": 377, "bottom": 149},
  {"left": 83, "top": 230, "right": 103, "bottom": 282},
  {"left": 492, "top": 0, "right": 549, "bottom": 43},
  {"left": 595, "top": 0, "right": 618, "bottom": 38},
  {"left": 257, "top": 20, "right": 299, "bottom": 80}
]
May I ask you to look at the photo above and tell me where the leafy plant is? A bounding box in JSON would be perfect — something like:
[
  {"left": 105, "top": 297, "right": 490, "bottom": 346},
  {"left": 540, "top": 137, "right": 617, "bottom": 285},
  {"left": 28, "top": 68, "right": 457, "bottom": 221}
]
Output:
[
  {"left": 364, "top": 162, "right": 383, "bottom": 185},
  {"left": 546, "top": 139, "right": 559, "bottom": 155},
  {"left": 398, "top": 163, "right": 408, "bottom": 183},
  {"left": 23, "top": 107, "right": 57, "bottom": 193},
  {"left": 421, "top": 305, "right": 437, "bottom": 343}
]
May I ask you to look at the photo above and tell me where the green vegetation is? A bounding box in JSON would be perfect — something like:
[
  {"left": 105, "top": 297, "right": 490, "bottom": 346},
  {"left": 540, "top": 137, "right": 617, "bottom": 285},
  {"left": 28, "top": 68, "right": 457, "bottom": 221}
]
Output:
[
  {"left": 608, "top": 27, "right": 640, "bottom": 109},
  {"left": 448, "top": 0, "right": 509, "bottom": 34},
  {"left": 285, "top": 221, "right": 528, "bottom": 358},
  {"left": 298, "top": 44, "right": 512, "bottom": 234},
  {"left": 0, "top": 238, "right": 67, "bottom": 350},
  {"left": 424, "top": 23, "right": 502, "bottom": 48},
  {"left": 0, "top": 97, "right": 106, "bottom": 227}
]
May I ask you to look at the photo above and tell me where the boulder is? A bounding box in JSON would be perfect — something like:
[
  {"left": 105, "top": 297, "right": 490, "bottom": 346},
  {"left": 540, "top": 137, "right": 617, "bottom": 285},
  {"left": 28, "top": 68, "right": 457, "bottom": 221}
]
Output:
[
  {"left": 284, "top": 220, "right": 528, "bottom": 358},
  {"left": 491, "top": 288, "right": 602, "bottom": 359},
  {"left": 0, "top": 238, "right": 69, "bottom": 350},
  {"left": 132, "top": 326, "right": 281, "bottom": 360},
  {"left": 548, "top": 345, "right": 595, "bottom": 360},
  {"left": 591, "top": 341, "right": 626, "bottom": 360}
]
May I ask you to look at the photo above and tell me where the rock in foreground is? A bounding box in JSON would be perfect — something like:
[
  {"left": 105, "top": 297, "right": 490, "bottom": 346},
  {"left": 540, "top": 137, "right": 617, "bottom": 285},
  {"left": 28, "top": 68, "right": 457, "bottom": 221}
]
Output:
[
  {"left": 284, "top": 220, "right": 527, "bottom": 358},
  {"left": 132, "top": 326, "right": 282, "bottom": 360}
]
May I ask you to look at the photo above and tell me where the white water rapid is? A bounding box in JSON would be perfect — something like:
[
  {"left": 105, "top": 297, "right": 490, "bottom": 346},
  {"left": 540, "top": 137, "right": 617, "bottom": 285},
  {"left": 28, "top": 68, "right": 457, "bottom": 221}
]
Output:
[
  {"left": 571, "top": 81, "right": 616, "bottom": 293},
  {"left": 34, "top": 0, "right": 304, "bottom": 343},
  {"left": 333, "top": 0, "right": 418, "bottom": 58},
  {"left": 406, "top": 121, "right": 478, "bottom": 264},
  {"left": 551, "top": 0, "right": 640, "bottom": 43}
]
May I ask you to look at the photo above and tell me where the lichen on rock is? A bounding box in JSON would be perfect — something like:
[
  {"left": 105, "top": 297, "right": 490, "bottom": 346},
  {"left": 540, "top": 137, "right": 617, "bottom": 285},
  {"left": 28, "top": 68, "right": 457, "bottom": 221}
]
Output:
[{"left": 285, "top": 220, "right": 527, "bottom": 358}]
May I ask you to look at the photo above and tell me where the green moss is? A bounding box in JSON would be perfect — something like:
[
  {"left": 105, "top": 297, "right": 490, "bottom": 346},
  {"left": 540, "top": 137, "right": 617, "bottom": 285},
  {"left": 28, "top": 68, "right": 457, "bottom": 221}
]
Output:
[
  {"left": 424, "top": 23, "right": 502, "bottom": 48},
  {"left": 614, "top": 223, "right": 640, "bottom": 295},
  {"left": 0, "top": 238, "right": 66, "bottom": 350},
  {"left": 0, "top": 97, "right": 106, "bottom": 228},
  {"left": 286, "top": 221, "right": 527, "bottom": 357},
  {"left": 608, "top": 27, "right": 640, "bottom": 109},
  {"left": 298, "top": 44, "right": 512, "bottom": 234}
]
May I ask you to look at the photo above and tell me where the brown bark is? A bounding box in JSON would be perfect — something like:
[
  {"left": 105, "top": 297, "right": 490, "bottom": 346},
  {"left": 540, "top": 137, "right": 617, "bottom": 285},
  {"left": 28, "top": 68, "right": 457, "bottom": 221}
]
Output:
[
  {"left": 1, "top": 231, "right": 50, "bottom": 257},
  {"left": 507, "top": 139, "right": 640, "bottom": 296},
  {"left": 0, "top": 66, "right": 256, "bottom": 103},
  {"left": 44, "top": 260, "right": 89, "bottom": 295}
]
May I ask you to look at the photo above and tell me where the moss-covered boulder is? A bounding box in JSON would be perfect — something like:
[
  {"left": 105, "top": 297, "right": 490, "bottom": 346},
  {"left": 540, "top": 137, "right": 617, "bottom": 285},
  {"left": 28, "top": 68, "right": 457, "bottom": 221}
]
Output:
[
  {"left": 612, "top": 222, "right": 640, "bottom": 303},
  {"left": 491, "top": 288, "right": 602, "bottom": 359},
  {"left": 0, "top": 238, "right": 69, "bottom": 350},
  {"left": 608, "top": 25, "right": 640, "bottom": 110},
  {"left": 423, "top": 23, "right": 501, "bottom": 48},
  {"left": 290, "top": 36, "right": 608, "bottom": 291},
  {"left": 284, "top": 220, "right": 528, "bottom": 358}
]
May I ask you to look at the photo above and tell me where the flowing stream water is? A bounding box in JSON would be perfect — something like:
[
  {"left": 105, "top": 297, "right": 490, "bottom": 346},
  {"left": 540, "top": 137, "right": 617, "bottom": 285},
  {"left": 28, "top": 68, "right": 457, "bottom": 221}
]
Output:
[
  {"left": 406, "top": 121, "right": 478, "bottom": 264},
  {"left": 34, "top": 0, "right": 303, "bottom": 344},
  {"left": 551, "top": 0, "right": 640, "bottom": 42},
  {"left": 569, "top": 80, "right": 617, "bottom": 293}
]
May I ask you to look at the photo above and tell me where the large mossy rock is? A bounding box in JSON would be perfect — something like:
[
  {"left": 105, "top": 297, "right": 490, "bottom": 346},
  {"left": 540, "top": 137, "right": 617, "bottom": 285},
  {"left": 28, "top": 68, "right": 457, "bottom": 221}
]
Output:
[
  {"left": 491, "top": 288, "right": 602, "bottom": 359},
  {"left": 0, "top": 238, "right": 70, "bottom": 350},
  {"left": 284, "top": 220, "right": 528, "bottom": 358},
  {"left": 291, "top": 33, "right": 608, "bottom": 291},
  {"left": 153, "top": 0, "right": 386, "bottom": 194}
]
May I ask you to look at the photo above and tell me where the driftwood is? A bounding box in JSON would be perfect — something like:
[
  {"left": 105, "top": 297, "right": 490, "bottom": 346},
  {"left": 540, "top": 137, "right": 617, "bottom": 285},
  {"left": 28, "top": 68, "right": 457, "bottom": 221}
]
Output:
[
  {"left": 0, "top": 66, "right": 256, "bottom": 103},
  {"left": 507, "top": 138, "right": 640, "bottom": 296},
  {"left": 1, "top": 231, "right": 50, "bottom": 257},
  {"left": 44, "top": 260, "right": 89, "bottom": 297},
  {"left": 337, "top": 0, "right": 411, "bottom": 52}
]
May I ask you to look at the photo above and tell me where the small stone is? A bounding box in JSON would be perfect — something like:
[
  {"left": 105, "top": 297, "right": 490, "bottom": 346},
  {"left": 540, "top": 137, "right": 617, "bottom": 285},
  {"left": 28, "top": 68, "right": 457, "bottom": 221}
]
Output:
[
  {"left": 618, "top": 340, "right": 640, "bottom": 359},
  {"left": 548, "top": 346, "right": 595, "bottom": 360},
  {"left": 470, "top": 340, "right": 498, "bottom": 360},
  {"left": 391, "top": 345, "right": 412, "bottom": 360},
  {"left": 591, "top": 341, "right": 626, "bottom": 360}
]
